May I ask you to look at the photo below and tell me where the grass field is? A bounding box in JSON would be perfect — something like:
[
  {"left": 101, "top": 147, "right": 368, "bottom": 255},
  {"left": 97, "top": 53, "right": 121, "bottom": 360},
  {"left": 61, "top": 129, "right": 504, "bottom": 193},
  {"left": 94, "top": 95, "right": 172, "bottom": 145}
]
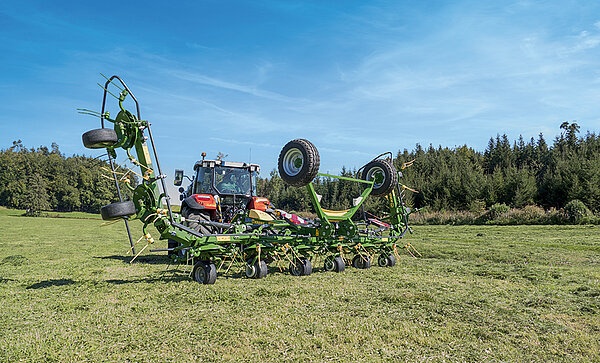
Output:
[{"left": 1, "top": 207, "right": 599, "bottom": 361}]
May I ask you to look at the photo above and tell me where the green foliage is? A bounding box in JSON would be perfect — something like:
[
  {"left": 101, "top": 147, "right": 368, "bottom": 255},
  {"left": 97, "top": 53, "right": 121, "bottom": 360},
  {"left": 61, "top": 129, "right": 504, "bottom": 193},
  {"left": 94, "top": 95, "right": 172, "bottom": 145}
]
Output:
[
  {"left": 488, "top": 203, "right": 510, "bottom": 219},
  {"left": 564, "top": 199, "right": 593, "bottom": 224},
  {"left": 0, "top": 142, "right": 134, "bottom": 213}
]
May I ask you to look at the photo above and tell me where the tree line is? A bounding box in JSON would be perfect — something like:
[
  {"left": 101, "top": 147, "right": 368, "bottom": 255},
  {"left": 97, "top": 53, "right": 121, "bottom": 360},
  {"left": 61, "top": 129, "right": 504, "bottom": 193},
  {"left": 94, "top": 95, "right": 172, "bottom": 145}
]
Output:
[
  {"left": 258, "top": 122, "right": 600, "bottom": 214},
  {"left": 0, "top": 140, "right": 133, "bottom": 215},
  {"left": 1, "top": 122, "right": 598, "bottom": 217}
]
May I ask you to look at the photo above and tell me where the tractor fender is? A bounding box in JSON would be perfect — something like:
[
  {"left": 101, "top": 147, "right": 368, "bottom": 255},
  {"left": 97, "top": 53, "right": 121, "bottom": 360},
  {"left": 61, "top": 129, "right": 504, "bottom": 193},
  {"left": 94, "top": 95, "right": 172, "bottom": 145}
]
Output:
[{"left": 183, "top": 194, "right": 217, "bottom": 210}]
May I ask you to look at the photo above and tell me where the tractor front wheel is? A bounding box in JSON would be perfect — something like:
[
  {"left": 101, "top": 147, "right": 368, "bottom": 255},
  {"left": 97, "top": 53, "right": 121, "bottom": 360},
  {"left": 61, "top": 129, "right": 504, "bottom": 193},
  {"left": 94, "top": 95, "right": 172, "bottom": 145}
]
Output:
[
  {"left": 182, "top": 207, "right": 215, "bottom": 235},
  {"left": 82, "top": 128, "right": 118, "bottom": 149},
  {"left": 100, "top": 201, "right": 136, "bottom": 221},
  {"left": 192, "top": 261, "right": 217, "bottom": 284}
]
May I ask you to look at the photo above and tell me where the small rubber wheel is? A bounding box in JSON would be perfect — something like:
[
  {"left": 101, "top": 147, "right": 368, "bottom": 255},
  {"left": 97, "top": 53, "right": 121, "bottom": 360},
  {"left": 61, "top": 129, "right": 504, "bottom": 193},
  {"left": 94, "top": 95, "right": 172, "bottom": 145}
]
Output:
[
  {"left": 82, "top": 128, "right": 118, "bottom": 149},
  {"left": 324, "top": 256, "right": 345, "bottom": 273},
  {"left": 352, "top": 254, "right": 371, "bottom": 269},
  {"left": 361, "top": 159, "right": 398, "bottom": 196},
  {"left": 167, "top": 239, "right": 177, "bottom": 256},
  {"left": 245, "top": 259, "right": 268, "bottom": 279},
  {"left": 278, "top": 139, "right": 320, "bottom": 187},
  {"left": 100, "top": 201, "right": 136, "bottom": 221},
  {"left": 183, "top": 207, "right": 215, "bottom": 235},
  {"left": 289, "top": 257, "right": 312, "bottom": 276},
  {"left": 192, "top": 261, "right": 217, "bottom": 284},
  {"left": 378, "top": 254, "right": 396, "bottom": 267}
]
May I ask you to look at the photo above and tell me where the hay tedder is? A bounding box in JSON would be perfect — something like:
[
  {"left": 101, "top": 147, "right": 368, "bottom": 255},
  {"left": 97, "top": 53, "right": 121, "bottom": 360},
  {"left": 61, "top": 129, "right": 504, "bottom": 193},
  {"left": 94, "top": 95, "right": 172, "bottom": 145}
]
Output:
[{"left": 81, "top": 75, "right": 419, "bottom": 284}]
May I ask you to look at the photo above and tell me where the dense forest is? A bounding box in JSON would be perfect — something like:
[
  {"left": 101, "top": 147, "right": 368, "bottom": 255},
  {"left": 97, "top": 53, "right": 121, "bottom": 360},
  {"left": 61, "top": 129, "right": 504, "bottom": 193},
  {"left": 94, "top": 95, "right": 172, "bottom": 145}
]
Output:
[
  {"left": 0, "top": 140, "right": 133, "bottom": 215},
  {"left": 0, "top": 122, "right": 598, "bottom": 221},
  {"left": 258, "top": 122, "right": 600, "bottom": 215}
]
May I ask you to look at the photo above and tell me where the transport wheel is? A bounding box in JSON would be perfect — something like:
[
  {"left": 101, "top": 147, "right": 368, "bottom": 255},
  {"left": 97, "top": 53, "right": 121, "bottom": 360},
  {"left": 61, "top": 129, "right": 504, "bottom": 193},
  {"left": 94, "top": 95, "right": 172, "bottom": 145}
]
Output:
[
  {"left": 182, "top": 207, "right": 214, "bottom": 235},
  {"left": 100, "top": 201, "right": 136, "bottom": 221},
  {"left": 324, "top": 256, "right": 345, "bottom": 273},
  {"left": 192, "top": 261, "right": 217, "bottom": 284},
  {"left": 289, "top": 257, "right": 312, "bottom": 276},
  {"left": 352, "top": 254, "right": 371, "bottom": 269},
  {"left": 361, "top": 159, "right": 398, "bottom": 196},
  {"left": 278, "top": 139, "right": 320, "bottom": 187},
  {"left": 245, "top": 259, "right": 268, "bottom": 279},
  {"left": 378, "top": 254, "right": 396, "bottom": 267},
  {"left": 82, "top": 128, "right": 118, "bottom": 149}
]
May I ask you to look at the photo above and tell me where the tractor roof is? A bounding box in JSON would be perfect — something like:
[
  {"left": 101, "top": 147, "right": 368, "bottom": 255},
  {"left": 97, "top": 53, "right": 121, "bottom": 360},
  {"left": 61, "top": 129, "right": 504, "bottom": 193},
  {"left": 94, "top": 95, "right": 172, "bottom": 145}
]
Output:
[{"left": 194, "top": 159, "right": 260, "bottom": 172}]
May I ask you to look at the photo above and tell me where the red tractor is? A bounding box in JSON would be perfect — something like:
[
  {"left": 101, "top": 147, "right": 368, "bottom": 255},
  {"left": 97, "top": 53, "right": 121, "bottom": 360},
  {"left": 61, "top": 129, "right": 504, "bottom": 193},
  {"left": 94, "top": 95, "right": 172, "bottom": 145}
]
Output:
[{"left": 169, "top": 157, "right": 271, "bottom": 254}]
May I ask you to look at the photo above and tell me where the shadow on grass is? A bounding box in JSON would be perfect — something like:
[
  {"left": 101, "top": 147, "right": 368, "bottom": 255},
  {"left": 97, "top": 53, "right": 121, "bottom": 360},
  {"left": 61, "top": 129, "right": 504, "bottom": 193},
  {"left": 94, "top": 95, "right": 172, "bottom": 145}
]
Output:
[
  {"left": 26, "top": 278, "right": 76, "bottom": 289},
  {"left": 95, "top": 254, "right": 172, "bottom": 265},
  {"left": 105, "top": 274, "right": 191, "bottom": 284}
]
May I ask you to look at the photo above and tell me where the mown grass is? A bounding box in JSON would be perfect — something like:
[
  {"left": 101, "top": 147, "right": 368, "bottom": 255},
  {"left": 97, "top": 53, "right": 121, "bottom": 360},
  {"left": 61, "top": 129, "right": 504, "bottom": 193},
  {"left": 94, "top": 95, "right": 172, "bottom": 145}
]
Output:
[{"left": 0, "top": 207, "right": 599, "bottom": 361}]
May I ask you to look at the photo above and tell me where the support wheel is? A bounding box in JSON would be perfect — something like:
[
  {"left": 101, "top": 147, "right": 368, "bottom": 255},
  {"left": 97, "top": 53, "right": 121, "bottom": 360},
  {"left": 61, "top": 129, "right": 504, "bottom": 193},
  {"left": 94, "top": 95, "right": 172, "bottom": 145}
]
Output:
[
  {"left": 192, "top": 261, "right": 217, "bottom": 284},
  {"left": 100, "top": 201, "right": 136, "bottom": 221},
  {"left": 352, "top": 255, "right": 371, "bottom": 269},
  {"left": 289, "top": 257, "right": 312, "bottom": 276},
  {"left": 182, "top": 206, "right": 215, "bottom": 235},
  {"left": 168, "top": 239, "right": 177, "bottom": 256},
  {"left": 82, "top": 128, "right": 119, "bottom": 149},
  {"left": 278, "top": 139, "right": 320, "bottom": 187},
  {"left": 361, "top": 159, "right": 398, "bottom": 196},
  {"left": 324, "top": 256, "right": 345, "bottom": 273},
  {"left": 378, "top": 254, "right": 396, "bottom": 267},
  {"left": 245, "top": 259, "right": 268, "bottom": 279}
]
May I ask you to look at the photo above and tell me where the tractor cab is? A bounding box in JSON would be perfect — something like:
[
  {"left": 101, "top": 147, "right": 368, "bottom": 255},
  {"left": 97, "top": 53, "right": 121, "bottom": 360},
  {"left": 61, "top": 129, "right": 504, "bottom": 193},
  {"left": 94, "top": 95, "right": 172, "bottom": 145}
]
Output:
[
  {"left": 176, "top": 159, "right": 263, "bottom": 227},
  {"left": 193, "top": 160, "right": 259, "bottom": 197}
]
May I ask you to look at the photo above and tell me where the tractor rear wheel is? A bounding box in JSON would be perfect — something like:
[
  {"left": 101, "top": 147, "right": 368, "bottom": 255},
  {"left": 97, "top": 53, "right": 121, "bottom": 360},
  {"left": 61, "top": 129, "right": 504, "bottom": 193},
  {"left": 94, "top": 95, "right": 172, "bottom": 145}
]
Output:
[
  {"left": 378, "top": 254, "right": 396, "bottom": 267},
  {"left": 192, "top": 261, "right": 217, "bottom": 284},
  {"left": 82, "top": 128, "right": 118, "bottom": 149},
  {"left": 100, "top": 201, "right": 136, "bottom": 221},
  {"left": 289, "top": 257, "right": 312, "bottom": 276},
  {"left": 278, "top": 139, "right": 320, "bottom": 187},
  {"left": 361, "top": 159, "right": 398, "bottom": 196},
  {"left": 352, "top": 254, "right": 371, "bottom": 269},
  {"left": 324, "top": 255, "right": 345, "bottom": 273},
  {"left": 182, "top": 207, "right": 215, "bottom": 235}
]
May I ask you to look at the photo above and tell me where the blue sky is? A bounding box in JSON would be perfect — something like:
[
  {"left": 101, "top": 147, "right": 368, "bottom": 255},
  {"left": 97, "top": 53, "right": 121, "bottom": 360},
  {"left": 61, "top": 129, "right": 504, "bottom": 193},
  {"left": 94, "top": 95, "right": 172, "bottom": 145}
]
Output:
[{"left": 1, "top": 0, "right": 600, "bottom": 190}]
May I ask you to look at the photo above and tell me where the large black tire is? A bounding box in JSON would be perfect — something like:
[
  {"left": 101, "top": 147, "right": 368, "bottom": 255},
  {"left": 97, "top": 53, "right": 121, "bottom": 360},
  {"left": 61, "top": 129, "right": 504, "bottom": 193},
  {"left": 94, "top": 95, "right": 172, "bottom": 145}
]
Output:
[
  {"left": 100, "top": 201, "right": 136, "bottom": 221},
  {"left": 289, "top": 257, "right": 312, "bottom": 276},
  {"left": 324, "top": 255, "right": 345, "bottom": 273},
  {"left": 82, "top": 128, "right": 118, "bottom": 149},
  {"left": 182, "top": 206, "right": 215, "bottom": 235},
  {"left": 352, "top": 254, "right": 371, "bottom": 269},
  {"left": 361, "top": 159, "right": 398, "bottom": 196},
  {"left": 278, "top": 139, "right": 320, "bottom": 187},
  {"left": 378, "top": 254, "right": 396, "bottom": 267},
  {"left": 245, "top": 259, "right": 268, "bottom": 279},
  {"left": 192, "top": 261, "right": 217, "bottom": 284}
]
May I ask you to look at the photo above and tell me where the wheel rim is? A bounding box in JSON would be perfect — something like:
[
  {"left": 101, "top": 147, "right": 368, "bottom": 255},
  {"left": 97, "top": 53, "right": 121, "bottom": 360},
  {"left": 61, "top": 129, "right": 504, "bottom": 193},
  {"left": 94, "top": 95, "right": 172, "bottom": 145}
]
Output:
[
  {"left": 245, "top": 264, "right": 256, "bottom": 278},
  {"left": 195, "top": 265, "right": 206, "bottom": 283},
  {"left": 366, "top": 167, "right": 386, "bottom": 189},
  {"left": 282, "top": 148, "right": 304, "bottom": 176},
  {"left": 378, "top": 255, "right": 387, "bottom": 267},
  {"left": 324, "top": 258, "right": 334, "bottom": 271},
  {"left": 291, "top": 260, "right": 303, "bottom": 276}
]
